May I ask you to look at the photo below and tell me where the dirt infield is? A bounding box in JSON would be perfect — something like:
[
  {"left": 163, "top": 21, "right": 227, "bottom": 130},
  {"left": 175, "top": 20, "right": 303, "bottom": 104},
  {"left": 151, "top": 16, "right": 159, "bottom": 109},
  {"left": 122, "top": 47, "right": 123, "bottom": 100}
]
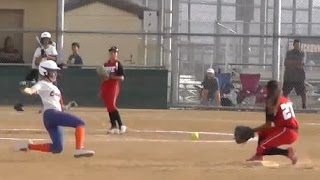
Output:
[{"left": 0, "top": 106, "right": 320, "bottom": 180}]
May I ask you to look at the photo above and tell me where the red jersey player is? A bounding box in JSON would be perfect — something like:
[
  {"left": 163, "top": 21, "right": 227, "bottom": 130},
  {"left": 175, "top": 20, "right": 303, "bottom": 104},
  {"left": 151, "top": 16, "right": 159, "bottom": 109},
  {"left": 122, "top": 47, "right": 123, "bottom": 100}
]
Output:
[
  {"left": 247, "top": 80, "right": 299, "bottom": 164},
  {"left": 100, "top": 46, "right": 126, "bottom": 134}
]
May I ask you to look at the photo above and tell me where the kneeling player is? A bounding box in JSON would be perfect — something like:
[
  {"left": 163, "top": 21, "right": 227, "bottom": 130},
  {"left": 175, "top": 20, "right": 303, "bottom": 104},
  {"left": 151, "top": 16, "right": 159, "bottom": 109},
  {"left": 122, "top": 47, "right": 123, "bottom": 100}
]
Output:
[{"left": 247, "top": 80, "right": 299, "bottom": 164}]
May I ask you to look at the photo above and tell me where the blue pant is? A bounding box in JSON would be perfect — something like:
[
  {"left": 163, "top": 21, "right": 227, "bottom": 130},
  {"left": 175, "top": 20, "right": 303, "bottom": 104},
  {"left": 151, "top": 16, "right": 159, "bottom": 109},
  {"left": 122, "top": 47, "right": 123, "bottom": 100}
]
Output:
[{"left": 43, "top": 109, "right": 85, "bottom": 153}]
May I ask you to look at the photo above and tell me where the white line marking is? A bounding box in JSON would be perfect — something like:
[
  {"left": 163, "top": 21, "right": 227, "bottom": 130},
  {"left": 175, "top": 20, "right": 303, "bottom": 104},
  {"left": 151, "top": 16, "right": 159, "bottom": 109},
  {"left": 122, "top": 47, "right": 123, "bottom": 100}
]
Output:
[
  {"left": 0, "top": 137, "right": 46, "bottom": 141},
  {"left": 96, "top": 129, "right": 233, "bottom": 136},
  {"left": 0, "top": 128, "right": 43, "bottom": 132},
  {"left": 97, "top": 137, "right": 235, "bottom": 143},
  {"left": 121, "top": 139, "right": 235, "bottom": 143},
  {"left": 304, "top": 123, "right": 320, "bottom": 126},
  {"left": 0, "top": 134, "right": 257, "bottom": 144},
  {"left": 0, "top": 128, "right": 233, "bottom": 136},
  {"left": 0, "top": 136, "right": 235, "bottom": 143},
  {"left": 129, "top": 129, "right": 233, "bottom": 136}
]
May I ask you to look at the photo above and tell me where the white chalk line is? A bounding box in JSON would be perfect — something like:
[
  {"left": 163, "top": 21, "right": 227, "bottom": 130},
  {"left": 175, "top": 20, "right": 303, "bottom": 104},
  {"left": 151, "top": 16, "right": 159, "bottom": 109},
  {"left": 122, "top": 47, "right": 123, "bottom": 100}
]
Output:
[
  {"left": 0, "top": 136, "right": 236, "bottom": 143},
  {"left": 304, "top": 123, "right": 320, "bottom": 126},
  {"left": 97, "top": 129, "right": 233, "bottom": 136},
  {"left": 0, "top": 128, "right": 42, "bottom": 132},
  {"left": 0, "top": 128, "right": 236, "bottom": 143},
  {"left": 0, "top": 128, "right": 233, "bottom": 136},
  {"left": 0, "top": 137, "right": 47, "bottom": 141},
  {"left": 95, "top": 136, "right": 236, "bottom": 143}
]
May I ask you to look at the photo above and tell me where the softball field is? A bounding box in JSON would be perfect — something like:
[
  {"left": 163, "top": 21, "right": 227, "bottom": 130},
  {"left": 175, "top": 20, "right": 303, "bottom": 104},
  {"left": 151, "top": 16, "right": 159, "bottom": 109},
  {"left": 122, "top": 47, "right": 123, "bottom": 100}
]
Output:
[{"left": 0, "top": 106, "right": 319, "bottom": 180}]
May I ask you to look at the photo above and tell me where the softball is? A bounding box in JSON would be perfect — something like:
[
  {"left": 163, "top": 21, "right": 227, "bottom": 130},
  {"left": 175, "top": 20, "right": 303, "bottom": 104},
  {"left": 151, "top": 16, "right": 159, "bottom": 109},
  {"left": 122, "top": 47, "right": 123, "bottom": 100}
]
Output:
[{"left": 191, "top": 132, "right": 200, "bottom": 140}]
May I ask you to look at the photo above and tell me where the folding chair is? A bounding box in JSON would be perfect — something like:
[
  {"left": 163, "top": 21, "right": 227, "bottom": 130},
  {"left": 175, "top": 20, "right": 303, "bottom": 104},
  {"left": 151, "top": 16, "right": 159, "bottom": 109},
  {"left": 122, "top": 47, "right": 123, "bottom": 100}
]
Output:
[
  {"left": 216, "top": 73, "right": 237, "bottom": 106},
  {"left": 237, "top": 73, "right": 261, "bottom": 105},
  {"left": 255, "top": 86, "right": 268, "bottom": 104},
  {"left": 216, "top": 73, "right": 232, "bottom": 94}
]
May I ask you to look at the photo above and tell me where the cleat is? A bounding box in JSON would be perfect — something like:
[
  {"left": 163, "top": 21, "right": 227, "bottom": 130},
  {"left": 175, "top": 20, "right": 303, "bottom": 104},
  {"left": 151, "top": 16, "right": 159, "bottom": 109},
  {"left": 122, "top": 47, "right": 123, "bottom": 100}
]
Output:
[
  {"left": 120, "top": 125, "right": 127, "bottom": 134},
  {"left": 287, "top": 147, "right": 298, "bottom": 165},
  {"left": 74, "top": 149, "right": 95, "bottom": 158},
  {"left": 15, "top": 140, "right": 33, "bottom": 152}
]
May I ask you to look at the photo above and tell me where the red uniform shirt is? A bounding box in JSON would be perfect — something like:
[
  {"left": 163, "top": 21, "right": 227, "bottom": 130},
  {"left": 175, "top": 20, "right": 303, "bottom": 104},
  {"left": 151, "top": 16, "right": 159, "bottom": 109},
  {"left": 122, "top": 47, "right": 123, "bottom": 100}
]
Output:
[
  {"left": 274, "top": 96, "right": 299, "bottom": 129},
  {"left": 102, "top": 59, "right": 124, "bottom": 86}
]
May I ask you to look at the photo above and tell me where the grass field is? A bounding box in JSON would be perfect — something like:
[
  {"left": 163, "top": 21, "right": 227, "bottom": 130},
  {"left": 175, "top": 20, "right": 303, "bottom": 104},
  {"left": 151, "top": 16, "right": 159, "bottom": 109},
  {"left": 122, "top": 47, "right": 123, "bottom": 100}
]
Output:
[{"left": 0, "top": 106, "right": 319, "bottom": 180}]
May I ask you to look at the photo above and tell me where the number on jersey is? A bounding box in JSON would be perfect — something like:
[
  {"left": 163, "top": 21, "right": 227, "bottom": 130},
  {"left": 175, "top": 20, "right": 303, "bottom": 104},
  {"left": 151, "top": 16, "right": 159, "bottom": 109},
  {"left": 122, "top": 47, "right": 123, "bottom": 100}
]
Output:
[{"left": 280, "top": 102, "right": 295, "bottom": 120}]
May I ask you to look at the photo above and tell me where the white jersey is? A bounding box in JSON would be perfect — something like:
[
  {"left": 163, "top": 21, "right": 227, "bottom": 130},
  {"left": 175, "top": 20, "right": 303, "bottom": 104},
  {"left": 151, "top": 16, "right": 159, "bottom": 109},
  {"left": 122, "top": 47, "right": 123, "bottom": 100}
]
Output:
[
  {"left": 33, "top": 80, "right": 62, "bottom": 111},
  {"left": 32, "top": 45, "right": 58, "bottom": 69}
]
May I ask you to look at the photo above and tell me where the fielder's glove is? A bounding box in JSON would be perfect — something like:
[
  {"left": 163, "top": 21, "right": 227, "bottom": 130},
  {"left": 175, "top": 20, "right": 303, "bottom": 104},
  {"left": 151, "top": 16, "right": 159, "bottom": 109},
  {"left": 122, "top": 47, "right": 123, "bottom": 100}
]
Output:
[
  {"left": 96, "top": 66, "right": 110, "bottom": 78},
  {"left": 234, "top": 125, "right": 255, "bottom": 144},
  {"left": 19, "top": 80, "right": 36, "bottom": 89}
]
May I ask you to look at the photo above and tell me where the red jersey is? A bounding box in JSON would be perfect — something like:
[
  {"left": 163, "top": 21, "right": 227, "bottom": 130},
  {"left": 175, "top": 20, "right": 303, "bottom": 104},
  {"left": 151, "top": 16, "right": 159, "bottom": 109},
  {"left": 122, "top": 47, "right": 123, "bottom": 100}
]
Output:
[
  {"left": 102, "top": 59, "right": 124, "bottom": 86},
  {"left": 274, "top": 96, "right": 299, "bottom": 129}
]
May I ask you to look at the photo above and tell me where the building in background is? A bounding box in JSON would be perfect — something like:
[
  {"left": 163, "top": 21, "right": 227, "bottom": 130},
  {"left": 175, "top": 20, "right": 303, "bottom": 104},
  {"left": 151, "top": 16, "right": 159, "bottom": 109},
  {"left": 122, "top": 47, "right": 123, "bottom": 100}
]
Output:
[
  {"left": 1, "top": 0, "right": 320, "bottom": 67},
  {"left": 64, "top": 0, "right": 155, "bottom": 66},
  {"left": 0, "top": 0, "right": 154, "bottom": 66},
  {"left": 0, "top": 0, "right": 56, "bottom": 63}
]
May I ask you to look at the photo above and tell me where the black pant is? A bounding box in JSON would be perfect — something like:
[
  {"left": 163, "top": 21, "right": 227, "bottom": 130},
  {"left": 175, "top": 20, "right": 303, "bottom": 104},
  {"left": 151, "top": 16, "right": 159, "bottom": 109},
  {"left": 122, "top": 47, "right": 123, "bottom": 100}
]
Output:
[{"left": 282, "top": 81, "right": 306, "bottom": 96}]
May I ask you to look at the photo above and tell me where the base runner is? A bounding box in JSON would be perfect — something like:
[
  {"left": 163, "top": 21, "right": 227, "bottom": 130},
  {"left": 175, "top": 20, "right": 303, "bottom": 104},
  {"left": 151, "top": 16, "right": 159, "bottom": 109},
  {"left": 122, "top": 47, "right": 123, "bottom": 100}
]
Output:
[{"left": 16, "top": 60, "right": 95, "bottom": 158}]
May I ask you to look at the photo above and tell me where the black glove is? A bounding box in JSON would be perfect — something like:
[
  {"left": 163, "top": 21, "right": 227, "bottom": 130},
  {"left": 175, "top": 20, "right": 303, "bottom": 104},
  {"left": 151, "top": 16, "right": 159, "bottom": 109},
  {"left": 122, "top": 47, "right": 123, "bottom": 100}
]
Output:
[
  {"left": 14, "top": 103, "right": 24, "bottom": 111},
  {"left": 234, "top": 125, "right": 255, "bottom": 144},
  {"left": 41, "top": 49, "right": 46, "bottom": 57},
  {"left": 57, "top": 63, "right": 65, "bottom": 69}
]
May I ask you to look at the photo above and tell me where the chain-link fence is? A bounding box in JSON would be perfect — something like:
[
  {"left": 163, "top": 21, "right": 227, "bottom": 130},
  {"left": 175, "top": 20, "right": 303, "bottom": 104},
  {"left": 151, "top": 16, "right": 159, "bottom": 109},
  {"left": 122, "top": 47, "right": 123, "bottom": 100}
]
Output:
[
  {"left": 0, "top": 0, "right": 320, "bottom": 110},
  {"left": 175, "top": 0, "right": 320, "bottom": 110}
]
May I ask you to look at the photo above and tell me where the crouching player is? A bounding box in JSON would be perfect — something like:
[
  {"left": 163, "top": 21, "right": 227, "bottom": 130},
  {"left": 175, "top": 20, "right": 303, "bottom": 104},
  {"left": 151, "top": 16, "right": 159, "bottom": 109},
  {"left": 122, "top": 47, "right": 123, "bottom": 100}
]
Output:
[
  {"left": 16, "top": 60, "right": 95, "bottom": 158},
  {"left": 247, "top": 80, "right": 298, "bottom": 164}
]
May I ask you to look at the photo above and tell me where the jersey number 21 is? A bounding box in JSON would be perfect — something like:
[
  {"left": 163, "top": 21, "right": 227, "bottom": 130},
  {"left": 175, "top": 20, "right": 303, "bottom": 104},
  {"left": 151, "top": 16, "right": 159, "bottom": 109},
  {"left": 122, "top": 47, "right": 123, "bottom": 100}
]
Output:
[{"left": 280, "top": 102, "right": 296, "bottom": 120}]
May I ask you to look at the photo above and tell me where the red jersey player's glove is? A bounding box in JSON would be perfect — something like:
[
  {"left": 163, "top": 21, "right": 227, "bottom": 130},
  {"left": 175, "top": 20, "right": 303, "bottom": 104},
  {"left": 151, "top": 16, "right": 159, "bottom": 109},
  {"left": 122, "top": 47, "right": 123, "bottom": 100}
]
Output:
[
  {"left": 96, "top": 66, "right": 110, "bottom": 79},
  {"left": 234, "top": 125, "right": 255, "bottom": 144}
]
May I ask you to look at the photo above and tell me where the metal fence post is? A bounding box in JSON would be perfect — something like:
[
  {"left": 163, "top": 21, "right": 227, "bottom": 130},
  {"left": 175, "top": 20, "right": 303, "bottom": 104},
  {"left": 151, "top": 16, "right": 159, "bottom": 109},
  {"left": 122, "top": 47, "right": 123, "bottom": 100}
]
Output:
[
  {"left": 272, "top": 0, "right": 281, "bottom": 81},
  {"left": 56, "top": 0, "right": 64, "bottom": 64}
]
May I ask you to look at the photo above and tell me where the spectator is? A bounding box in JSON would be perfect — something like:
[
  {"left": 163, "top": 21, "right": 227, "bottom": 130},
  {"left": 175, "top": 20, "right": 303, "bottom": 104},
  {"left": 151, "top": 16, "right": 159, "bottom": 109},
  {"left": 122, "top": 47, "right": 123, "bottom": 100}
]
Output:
[
  {"left": 16, "top": 32, "right": 58, "bottom": 112},
  {"left": 0, "top": 36, "right": 23, "bottom": 63},
  {"left": 67, "top": 42, "right": 83, "bottom": 65},
  {"left": 14, "top": 32, "right": 61, "bottom": 113},
  {"left": 200, "top": 68, "right": 221, "bottom": 106},
  {"left": 27, "top": 32, "right": 58, "bottom": 83},
  {"left": 283, "top": 39, "right": 306, "bottom": 109}
]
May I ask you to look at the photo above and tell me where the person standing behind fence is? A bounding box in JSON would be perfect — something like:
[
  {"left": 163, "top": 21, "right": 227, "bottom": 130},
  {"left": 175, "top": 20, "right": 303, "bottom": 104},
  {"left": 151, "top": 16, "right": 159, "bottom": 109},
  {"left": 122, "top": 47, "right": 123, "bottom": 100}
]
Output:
[
  {"left": 67, "top": 42, "right": 83, "bottom": 66},
  {"left": 0, "top": 36, "right": 24, "bottom": 63},
  {"left": 99, "top": 46, "right": 127, "bottom": 134},
  {"left": 283, "top": 39, "right": 306, "bottom": 109},
  {"left": 200, "top": 68, "right": 221, "bottom": 106},
  {"left": 26, "top": 32, "right": 58, "bottom": 83},
  {"left": 15, "top": 32, "right": 58, "bottom": 112}
]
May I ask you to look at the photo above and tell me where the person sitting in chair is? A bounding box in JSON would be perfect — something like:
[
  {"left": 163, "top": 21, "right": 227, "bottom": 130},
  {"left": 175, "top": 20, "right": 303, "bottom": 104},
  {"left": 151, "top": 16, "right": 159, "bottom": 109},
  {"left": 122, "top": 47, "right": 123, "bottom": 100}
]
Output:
[
  {"left": 200, "top": 68, "right": 221, "bottom": 106},
  {"left": 221, "top": 83, "right": 238, "bottom": 107}
]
